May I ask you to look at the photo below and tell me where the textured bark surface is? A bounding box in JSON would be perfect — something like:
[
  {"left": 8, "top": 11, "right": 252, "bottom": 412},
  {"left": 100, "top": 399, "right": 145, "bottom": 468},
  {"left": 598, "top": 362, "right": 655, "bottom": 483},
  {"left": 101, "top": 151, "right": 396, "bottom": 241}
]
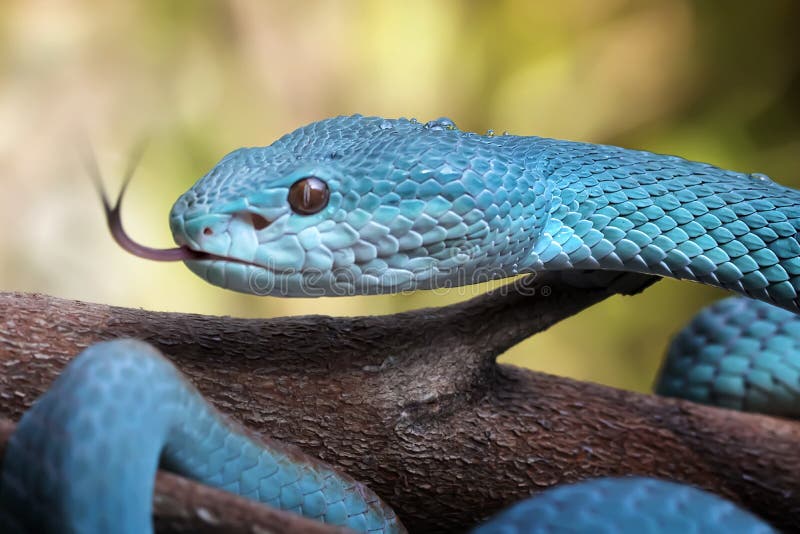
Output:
[{"left": 1, "top": 274, "right": 799, "bottom": 532}]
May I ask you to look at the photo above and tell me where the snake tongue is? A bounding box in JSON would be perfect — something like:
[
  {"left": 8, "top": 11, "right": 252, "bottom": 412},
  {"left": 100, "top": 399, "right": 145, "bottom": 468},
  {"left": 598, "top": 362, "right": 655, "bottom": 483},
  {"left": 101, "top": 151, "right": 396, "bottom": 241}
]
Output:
[
  {"left": 85, "top": 140, "right": 208, "bottom": 262},
  {"left": 105, "top": 203, "right": 204, "bottom": 262}
]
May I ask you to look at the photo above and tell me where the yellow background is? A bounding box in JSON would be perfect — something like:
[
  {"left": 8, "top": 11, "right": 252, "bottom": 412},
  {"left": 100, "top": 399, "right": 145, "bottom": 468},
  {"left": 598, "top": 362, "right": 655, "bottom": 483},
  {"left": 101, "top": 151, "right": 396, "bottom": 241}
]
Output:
[{"left": 1, "top": 1, "right": 798, "bottom": 392}]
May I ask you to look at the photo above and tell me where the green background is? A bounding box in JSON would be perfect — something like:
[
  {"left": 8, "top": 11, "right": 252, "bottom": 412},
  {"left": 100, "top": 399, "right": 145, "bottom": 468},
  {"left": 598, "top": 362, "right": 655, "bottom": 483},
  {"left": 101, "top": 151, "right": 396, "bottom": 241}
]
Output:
[{"left": 1, "top": 1, "right": 798, "bottom": 392}]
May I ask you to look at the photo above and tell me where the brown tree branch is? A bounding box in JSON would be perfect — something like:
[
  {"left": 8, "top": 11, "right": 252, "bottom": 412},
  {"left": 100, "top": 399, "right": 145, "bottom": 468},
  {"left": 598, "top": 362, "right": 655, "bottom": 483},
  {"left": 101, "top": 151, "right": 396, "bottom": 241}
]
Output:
[{"left": 1, "top": 273, "right": 799, "bottom": 532}]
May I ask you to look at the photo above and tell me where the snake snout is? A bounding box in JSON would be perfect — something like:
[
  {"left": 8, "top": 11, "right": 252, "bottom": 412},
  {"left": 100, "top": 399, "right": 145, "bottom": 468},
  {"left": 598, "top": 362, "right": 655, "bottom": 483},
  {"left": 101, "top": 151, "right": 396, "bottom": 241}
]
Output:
[
  {"left": 177, "top": 213, "right": 233, "bottom": 255},
  {"left": 176, "top": 210, "right": 270, "bottom": 238},
  {"left": 173, "top": 210, "right": 274, "bottom": 265}
]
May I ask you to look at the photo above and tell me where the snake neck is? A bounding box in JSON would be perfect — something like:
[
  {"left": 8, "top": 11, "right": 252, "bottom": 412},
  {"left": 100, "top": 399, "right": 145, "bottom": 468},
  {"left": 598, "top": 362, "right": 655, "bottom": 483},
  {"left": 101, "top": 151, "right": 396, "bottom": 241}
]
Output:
[{"left": 523, "top": 138, "right": 800, "bottom": 312}]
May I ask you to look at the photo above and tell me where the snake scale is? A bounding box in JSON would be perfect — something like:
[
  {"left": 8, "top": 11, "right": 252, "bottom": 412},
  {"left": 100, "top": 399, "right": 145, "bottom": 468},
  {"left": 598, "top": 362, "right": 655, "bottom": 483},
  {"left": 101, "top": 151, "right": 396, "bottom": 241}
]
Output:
[{"left": 2, "top": 114, "right": 799, "bottom": 532}]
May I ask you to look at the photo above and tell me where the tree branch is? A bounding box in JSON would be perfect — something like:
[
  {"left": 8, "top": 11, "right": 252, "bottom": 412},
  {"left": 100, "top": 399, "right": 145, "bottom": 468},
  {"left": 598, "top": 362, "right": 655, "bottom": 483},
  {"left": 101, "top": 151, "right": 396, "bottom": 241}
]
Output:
[{"left": 1, "top": 274, "right": 798, "bottom": 532}]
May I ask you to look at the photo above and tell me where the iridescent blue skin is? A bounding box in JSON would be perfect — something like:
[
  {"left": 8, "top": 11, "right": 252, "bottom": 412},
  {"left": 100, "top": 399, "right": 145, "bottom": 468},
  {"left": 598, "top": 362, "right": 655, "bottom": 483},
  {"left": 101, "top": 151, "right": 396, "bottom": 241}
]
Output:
[
  {"left": 658, "top": 297, "right": 800, "bottom": 418},
  {"left": 2, "top": 114, "right": 797, "bottom": 532}
]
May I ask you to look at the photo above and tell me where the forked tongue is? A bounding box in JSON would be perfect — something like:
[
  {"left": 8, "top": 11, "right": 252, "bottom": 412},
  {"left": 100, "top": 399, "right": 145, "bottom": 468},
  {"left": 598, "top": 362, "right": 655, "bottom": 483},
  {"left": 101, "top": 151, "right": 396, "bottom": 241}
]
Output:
[{"left": 82, "top": 140, "right": 204, "bottom": 262}]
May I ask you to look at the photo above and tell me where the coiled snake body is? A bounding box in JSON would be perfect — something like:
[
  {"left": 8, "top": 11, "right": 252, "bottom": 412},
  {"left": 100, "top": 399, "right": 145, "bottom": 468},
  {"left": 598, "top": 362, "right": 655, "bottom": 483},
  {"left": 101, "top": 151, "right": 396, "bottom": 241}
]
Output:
[{"left": 2, "top": 115, "right": 798, "bottom": 532}]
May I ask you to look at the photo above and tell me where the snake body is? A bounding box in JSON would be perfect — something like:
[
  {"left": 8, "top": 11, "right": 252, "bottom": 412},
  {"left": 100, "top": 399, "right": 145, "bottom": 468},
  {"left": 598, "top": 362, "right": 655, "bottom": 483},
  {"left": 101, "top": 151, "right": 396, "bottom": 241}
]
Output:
[
  {"left": 0, "top": 340, "right": 400, "bottom": 533},
  {"left": 3, "top": 114, "right": 799, "bottom": 532},
  {"left": 658, "top": 296, "right": 800, "bottom": 416},
  {"left": 473, "top": 477, "right": 773, "bottom": 534}
]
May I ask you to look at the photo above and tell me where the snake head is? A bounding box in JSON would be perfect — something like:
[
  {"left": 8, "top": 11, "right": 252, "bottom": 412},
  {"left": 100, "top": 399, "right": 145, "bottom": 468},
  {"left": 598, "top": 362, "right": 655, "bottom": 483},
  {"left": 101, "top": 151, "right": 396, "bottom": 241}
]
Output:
[{"left": 95, "top": 115, "right": 538, "bottom": 297}]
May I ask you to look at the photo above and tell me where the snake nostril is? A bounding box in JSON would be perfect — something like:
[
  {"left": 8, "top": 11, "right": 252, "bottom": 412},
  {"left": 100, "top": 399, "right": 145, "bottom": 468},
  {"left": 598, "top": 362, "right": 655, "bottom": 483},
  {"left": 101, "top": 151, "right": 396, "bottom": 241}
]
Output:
[
  {"left": 203, "top": 227, "right": 213, "bottom": 236},
  {"left": 251, "top": 213, "right": 271, "bottom": 231}
]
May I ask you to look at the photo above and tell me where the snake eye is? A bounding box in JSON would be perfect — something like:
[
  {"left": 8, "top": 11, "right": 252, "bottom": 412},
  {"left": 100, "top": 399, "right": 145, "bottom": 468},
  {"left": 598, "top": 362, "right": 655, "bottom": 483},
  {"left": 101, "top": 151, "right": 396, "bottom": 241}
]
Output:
[{"left": 287, "top": 177, "right": 330, "bottom": 215}]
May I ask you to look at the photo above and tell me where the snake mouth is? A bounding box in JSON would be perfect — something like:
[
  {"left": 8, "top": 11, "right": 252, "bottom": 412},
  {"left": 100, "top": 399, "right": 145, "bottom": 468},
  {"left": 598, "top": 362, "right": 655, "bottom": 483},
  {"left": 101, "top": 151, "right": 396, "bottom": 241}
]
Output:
[
  {"left": 183, "top": 255, "right": 285, "bottom": 273},
  {"left": 101, "top": 193, "right": 283, "bottom": 273},
  {"left": 88, "top": 150, "right": 268, "bottom": 267},
  {"left": 104, "top": 199, "right": 270, "bottom": 269},
  {"left": 98, "top": 183, "right": 286, "bottom": 274},
  {"left": 98, "top": 184, "right": 212, "bottom": 263}
]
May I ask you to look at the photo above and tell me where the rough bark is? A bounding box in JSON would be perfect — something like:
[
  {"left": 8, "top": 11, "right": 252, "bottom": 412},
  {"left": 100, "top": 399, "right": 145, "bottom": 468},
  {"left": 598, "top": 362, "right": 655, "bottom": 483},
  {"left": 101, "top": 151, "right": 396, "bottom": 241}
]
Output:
[{"left": 1, "top": 273, "right": 799, "bottom": 532}]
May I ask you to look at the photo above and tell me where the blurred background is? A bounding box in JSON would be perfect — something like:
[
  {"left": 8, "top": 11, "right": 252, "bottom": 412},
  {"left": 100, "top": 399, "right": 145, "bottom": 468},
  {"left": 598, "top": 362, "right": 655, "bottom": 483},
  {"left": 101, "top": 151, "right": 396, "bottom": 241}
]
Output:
[{"left": 1, "top": 0, "right": 798, "bottom": 392}]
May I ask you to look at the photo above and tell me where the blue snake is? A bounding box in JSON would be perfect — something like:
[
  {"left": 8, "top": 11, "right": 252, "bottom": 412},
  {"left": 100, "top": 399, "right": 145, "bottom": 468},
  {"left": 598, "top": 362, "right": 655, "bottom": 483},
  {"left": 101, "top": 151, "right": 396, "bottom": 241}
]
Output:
[{"left": 2, "top": 114, "right": 798, "bottom": 532}]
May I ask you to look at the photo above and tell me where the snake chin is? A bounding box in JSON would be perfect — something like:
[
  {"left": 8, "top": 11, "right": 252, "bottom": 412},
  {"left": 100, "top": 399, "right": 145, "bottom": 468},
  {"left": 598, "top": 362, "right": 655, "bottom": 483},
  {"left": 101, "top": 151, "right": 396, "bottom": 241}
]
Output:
[
  {"left": 183, "top": 258, "right": 368, "bottom": 298},
  {"left": 184, "top": 258, "right": 304, "bottom": 297},
  {"left": 183, "top": 255, "right": 442, "bottom": 298}
]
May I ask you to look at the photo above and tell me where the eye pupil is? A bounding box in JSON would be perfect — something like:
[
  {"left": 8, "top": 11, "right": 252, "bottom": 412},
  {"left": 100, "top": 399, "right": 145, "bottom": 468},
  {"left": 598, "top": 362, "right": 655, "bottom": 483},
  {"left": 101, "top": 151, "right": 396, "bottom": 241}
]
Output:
[{"left": 288, "top": 176, "right": 330, "bottom": 215}]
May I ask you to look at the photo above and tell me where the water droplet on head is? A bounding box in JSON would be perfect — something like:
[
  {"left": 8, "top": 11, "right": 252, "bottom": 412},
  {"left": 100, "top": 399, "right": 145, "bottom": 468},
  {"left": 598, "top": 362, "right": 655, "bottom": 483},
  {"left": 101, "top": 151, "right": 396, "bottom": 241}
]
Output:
[
  {"left": 486, "top": 129, "right": 495, "bottom": 137},
  {"left": 502, "top": 130, "right": 510, "bottom": 136},
  {"left": 379, "top": 119, "right": 393, "bottom": 130},
  {"left": 410, "top": 118, "right": 419, "bottom": 124},
  {"left": 425, "top": 117, "right": 456, "bottom": 131},
  {"left": 432, "top": 117, "right": 456, "bottom": 130},
  {"left": 749, "top": 172, "right": 772, "bottom": 182}
]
